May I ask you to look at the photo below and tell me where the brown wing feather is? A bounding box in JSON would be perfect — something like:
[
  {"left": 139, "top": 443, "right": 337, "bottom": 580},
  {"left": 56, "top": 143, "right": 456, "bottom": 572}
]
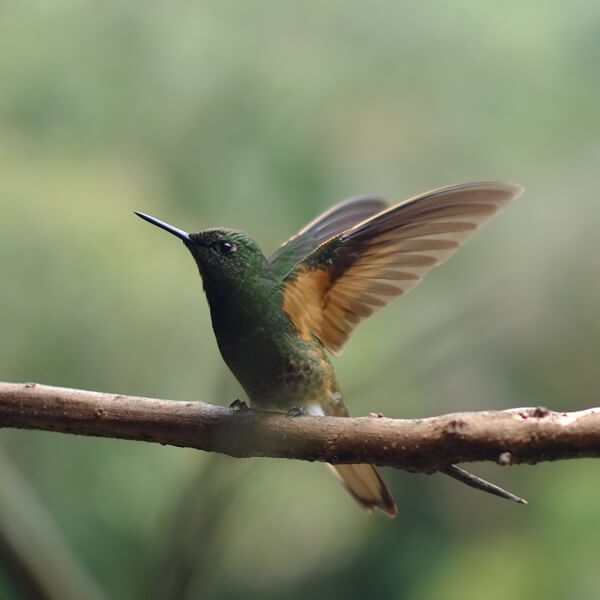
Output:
[
  {"left": 269, "top": 195, "right": 388, "bottom": 280},
  {"left": 282, "top": 181, "right": 523, "bottom": 355}
]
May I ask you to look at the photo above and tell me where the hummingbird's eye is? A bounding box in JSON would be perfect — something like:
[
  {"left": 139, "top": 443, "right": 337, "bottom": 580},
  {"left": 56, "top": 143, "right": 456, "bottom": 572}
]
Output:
[{"left": 215, "top": 240, "right": 237, "bottom": 255}]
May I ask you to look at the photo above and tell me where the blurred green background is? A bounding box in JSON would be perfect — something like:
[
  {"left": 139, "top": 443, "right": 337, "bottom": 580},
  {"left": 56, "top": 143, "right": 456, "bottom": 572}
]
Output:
[{"left": 2, "top": 1, "right": 600, "bottom": 599}]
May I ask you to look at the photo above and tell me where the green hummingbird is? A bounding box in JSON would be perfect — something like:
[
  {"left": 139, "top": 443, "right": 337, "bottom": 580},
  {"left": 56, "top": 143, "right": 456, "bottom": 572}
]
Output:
[{"left": 135, "top": 181, "right": 523, "bottom": 517}]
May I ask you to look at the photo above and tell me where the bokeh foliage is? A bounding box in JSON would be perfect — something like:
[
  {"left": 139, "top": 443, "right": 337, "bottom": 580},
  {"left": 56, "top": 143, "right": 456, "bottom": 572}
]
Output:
[{"left": 1, "top": 2, "right": 600, "bottom": 598}]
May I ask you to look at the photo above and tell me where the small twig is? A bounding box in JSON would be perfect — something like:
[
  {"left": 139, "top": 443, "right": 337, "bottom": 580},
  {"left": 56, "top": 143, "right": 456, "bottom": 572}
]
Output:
[{"left": 441, "top": 465, "right": 527, "bottom": 504}]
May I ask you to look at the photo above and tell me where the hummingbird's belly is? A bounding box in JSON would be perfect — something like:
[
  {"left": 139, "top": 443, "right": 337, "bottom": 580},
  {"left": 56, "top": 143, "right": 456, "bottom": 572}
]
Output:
[{"left": 218, "top": 330, "right": 342, "bottom": 414}]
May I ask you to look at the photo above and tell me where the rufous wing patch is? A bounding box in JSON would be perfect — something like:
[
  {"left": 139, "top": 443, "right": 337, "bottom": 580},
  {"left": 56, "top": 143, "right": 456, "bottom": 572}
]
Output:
[{"left": 282, "top": 266, "right": 332, "bottom": 341}]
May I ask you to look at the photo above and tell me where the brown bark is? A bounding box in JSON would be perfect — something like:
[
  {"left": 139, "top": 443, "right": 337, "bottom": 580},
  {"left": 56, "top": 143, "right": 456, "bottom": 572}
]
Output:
[{"left": 1, "top": 381, "right": 599, "bottom": 472}]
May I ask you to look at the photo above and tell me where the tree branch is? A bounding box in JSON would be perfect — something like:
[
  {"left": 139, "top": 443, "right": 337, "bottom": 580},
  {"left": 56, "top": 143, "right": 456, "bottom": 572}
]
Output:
[{"left": 1, "top": 382, "right": 599, "bottom": 472}]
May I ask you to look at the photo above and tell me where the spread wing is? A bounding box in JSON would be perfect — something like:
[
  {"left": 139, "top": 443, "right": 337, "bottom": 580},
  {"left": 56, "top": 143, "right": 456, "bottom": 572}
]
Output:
[
  {"left": 280, "top": 181, "right": 523, "bottom": 355},
  {"left": 269, "top": 195, "right": 388, "bottom": 280}
]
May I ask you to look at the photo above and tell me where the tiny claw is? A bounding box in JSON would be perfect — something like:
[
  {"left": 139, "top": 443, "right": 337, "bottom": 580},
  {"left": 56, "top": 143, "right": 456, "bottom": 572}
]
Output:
[
  {"left": 286, "top": 405, "right": 306, "bottom": 417},
  {"left": 229, "top": 399, "right": 249, "bottom": 412}
]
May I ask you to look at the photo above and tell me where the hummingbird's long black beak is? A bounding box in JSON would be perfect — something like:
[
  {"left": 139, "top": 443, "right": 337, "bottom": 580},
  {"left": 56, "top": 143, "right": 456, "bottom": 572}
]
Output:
[{"left": 134, "top": 211, "right": 190, "bottom": 241}]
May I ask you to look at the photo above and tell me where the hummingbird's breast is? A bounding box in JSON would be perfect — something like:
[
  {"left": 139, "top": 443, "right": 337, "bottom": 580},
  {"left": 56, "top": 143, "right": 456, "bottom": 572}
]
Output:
[{"left": 206, "top": 285, "right": 343, "bottom": 414}]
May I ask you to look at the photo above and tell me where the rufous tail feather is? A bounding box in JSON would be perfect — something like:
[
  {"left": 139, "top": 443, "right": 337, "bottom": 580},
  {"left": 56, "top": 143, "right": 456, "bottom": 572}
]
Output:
[{"left": 329, "top": 464, "right": 397, "bottom": 517}]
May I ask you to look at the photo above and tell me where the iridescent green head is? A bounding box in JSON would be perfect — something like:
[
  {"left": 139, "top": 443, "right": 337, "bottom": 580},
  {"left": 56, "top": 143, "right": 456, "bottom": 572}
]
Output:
[{"left": 185, "top": 228, "right": 267, "bottom": 284}]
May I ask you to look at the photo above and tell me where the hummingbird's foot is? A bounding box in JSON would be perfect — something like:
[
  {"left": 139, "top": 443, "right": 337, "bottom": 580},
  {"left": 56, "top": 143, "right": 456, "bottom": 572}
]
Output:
[
  {"left": 286, "top": 405, "right": 306, "bottom": 417},
  {"left": 229, "top": 398, "right": 249, "bottom": 411}
]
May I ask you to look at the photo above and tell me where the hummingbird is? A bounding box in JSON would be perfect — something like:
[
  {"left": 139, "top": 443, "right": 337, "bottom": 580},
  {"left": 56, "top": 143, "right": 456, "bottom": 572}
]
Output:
[{"left": 135, "top": 181, "right": 523, "bottom": 517}]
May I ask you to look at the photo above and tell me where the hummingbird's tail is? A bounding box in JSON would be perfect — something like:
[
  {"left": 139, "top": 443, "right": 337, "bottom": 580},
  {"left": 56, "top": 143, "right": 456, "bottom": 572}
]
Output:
[{"left": 328, "top": 463, "right": 397, "bottom": 517}]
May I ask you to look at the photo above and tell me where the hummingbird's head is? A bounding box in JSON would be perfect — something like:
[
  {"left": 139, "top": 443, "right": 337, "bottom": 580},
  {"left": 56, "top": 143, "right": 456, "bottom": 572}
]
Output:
[
  {"left": 185, "top": 228, "right": 268, "bottom": 283},
  {"left": 134, "top": 212, "right": 269, "bottom": 288}
]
